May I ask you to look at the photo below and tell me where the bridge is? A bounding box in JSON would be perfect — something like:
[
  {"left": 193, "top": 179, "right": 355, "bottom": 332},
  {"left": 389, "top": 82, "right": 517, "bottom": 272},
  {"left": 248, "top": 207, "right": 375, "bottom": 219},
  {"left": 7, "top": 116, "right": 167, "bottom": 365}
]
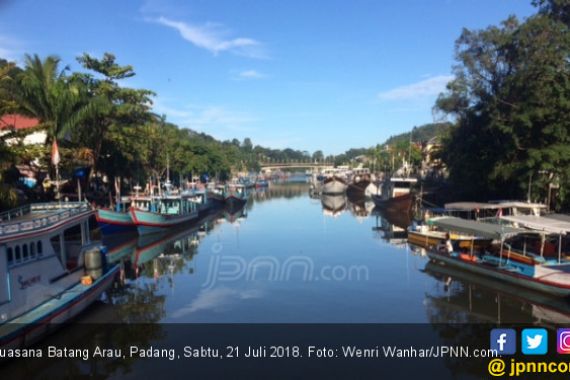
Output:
[{"left": 258, "top": 162, "right": 334, "bottom": 172}]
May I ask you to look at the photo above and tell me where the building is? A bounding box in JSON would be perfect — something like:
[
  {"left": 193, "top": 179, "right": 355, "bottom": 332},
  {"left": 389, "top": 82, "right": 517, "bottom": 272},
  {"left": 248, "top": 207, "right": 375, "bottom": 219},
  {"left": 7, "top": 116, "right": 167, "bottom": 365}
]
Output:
[{"left": 0, "top": 114, "right": 44, "bottom": 145}]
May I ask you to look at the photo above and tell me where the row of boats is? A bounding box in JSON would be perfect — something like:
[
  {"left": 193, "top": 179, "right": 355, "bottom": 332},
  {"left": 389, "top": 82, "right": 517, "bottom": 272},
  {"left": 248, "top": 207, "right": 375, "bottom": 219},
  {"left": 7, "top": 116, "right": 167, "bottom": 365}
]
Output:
[
  {"left": 404, "top": 201, "right": 570, "bottom": 297},
  {"left": 96, "top": 183, "right": 248, "bottom": 235},
  {"left": 310, "top": 164, "right": 417, "bottom": 211},
  {"left": 0, "top": 180, "right": 252, "bottom": 349}
]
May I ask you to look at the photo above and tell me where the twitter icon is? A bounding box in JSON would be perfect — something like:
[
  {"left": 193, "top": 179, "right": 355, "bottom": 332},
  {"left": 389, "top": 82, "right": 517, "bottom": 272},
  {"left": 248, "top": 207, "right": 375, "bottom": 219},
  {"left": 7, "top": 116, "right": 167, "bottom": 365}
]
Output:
[{"left": 522, "top": 328, "right": 548, "bottom": 355}]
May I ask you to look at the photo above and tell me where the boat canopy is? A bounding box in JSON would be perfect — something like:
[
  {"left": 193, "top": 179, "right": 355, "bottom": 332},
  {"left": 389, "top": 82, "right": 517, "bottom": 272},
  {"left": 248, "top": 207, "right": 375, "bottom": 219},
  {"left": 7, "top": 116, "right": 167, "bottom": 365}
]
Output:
[
  {"left": 544, "top": 214, "right": 570, "bottom": 223},
  {"left": 500, "top": 215, "right": 570, "bottom": 235},
  {"left": 444, "top": 201, "right": 547, "bottom": 211},
  {"left": 427, "top": 216, "right": 525, "bottom": 239}
]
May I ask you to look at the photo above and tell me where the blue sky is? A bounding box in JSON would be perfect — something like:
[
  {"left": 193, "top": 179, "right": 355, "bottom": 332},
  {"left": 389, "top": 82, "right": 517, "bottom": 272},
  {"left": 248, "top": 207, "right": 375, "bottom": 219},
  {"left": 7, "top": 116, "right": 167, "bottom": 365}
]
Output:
[{"left": 0, "top": 0, "right": 536, "bottom": 154}]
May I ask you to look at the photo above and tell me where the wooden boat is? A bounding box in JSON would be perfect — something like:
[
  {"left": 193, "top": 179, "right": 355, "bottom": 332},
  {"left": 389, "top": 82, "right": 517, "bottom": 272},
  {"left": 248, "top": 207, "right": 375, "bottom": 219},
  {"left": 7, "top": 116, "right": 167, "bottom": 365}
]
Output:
[
  {"left": 372, "top": 176, "right": 417, "bottom": 213},
  {"left": 372, "top": 192, "right": 414, "bottom": 212},
  {"left": 322, "top": 176, "right": 348, "bottom": 195},
  {"left": 0, "top": 202, "right": 119, "bottom": 348},
  {"left": 95, "top": 198, "right": 136, "bottom": 234},
  {"left": 130, "top": 195, "right": 199, "bottom": 235},
  {"left": 182, "top": 189, "right": 213, "bottom": 216},
  {"left": 207, "top": 184, "right": 227, "bottom": 205},
  {"left": 225, "top": 184, "right": 248, "bottom": 211},
  {"left": 426, "top": 216, "right": 570, "bottom": 297},
  {"left": 407, "top": 225, "right": 493, "bottom": 251},
  {"left": 346, "top": 168, "right": 371, "bottom": 198}
]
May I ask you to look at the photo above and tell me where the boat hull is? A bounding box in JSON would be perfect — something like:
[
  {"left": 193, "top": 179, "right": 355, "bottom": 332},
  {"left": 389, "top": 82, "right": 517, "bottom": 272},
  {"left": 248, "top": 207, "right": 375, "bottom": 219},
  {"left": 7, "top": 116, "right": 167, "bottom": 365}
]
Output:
[
  {"left": 225, "top": 196, "right": 247, "bottom": 212},
  {"left": 96, "top": 209, "right": 136, "bottom": 234},
  {"left": 130, "top": 208, "right": 199, "bottom": 235},
  {"left": 372, "top": 192, "right": 413, "bottom": 213},
  {"left": 0, "top": 265, "right": 119, "bottom": 349},
  {"left": 346, "top": 178, "right": 371, "bottom": 198},
  {"left": 322, "top": 177, "right": 347, "bottom": 195},
  {"left": 427, "top": 251, "right": 570, "bottom": 297},
  {"left": 408, "top": 230, "right": 492, "bottom": 251}
]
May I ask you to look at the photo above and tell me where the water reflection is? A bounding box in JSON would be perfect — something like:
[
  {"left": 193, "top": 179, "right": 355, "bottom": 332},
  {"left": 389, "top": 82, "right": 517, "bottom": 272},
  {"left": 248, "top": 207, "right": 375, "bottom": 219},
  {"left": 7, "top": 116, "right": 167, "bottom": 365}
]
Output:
[
  {"left": 371, "top": 207, "right": 410, "bottom": 247},
  {"left": 3, "top": 182, "right": 570, "bottom": 379},
  {"left": 423, "top": 260, "right": 570, "bottom": 326},
  {"left": 321, "top": 195, "right": 347, "bottom": 217}
]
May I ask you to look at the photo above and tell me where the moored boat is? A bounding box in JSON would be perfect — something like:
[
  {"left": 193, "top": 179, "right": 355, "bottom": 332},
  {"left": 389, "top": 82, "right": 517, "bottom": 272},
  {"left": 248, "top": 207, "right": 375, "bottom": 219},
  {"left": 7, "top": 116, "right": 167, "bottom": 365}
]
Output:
[
  {"left": 130, "top": 195, "right": 199, "bottom": 235},
  {"left": 0, "top": 202, "right": 119, "bottom": 348},
  {"left": 426, "top": 216, "right": 570, "bottom": 297},
  {"left": 225, "top": 184, "right": 248, "bottom": 212},
  {"left": 322, "top": 176, "right": 348, "bottom": 195},
  {"left": 95, "top": 198, "right": 136, "bottom": 234},
  {"left": 372, "top": 161, "right": 418, "bottom": 212},
  {"left": 346, "top": 168, "right": 372, "bottom": 198},
  {"left": 407, "top": 224, "right": 493, "bottom": 251}
]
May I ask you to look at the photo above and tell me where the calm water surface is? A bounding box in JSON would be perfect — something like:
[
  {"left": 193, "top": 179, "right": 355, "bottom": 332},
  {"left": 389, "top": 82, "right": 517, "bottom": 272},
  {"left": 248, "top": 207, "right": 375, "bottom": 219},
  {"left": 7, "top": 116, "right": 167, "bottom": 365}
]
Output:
[
  {"left": 101, "top": 181, "right": 570, "bottom": 325},
  {"left": 2, "top": 181, "right": 570, "bottom": 379}
]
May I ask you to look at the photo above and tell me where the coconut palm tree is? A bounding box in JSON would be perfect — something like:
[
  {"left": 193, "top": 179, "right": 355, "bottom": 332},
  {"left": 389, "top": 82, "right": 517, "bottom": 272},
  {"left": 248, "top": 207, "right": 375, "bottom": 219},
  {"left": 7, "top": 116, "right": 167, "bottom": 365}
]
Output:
[{"left": 17, "top": 54, "right": 108, "bottom": 145}]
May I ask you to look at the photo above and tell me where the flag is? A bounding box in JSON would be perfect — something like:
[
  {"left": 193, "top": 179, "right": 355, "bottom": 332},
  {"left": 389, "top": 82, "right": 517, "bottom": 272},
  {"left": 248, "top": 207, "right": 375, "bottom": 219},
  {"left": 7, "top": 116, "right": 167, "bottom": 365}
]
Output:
[{"left": 51, "top": 139, "right": 60, "bottom": 166}]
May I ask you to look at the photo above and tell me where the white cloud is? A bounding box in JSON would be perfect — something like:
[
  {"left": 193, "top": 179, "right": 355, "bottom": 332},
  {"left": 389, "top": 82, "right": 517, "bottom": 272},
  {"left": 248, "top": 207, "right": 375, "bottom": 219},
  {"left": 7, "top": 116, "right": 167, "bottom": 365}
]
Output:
[
  {"left": 154, "top": 16, "right": 267, "bottom": 59},
  {"left": 153, "top": 100, "right": 257, "bottom": 133},
  {"left": 377, "top": 75, "right": 453, "bottom": 101},
  {"left": 237, "top": 70, "right": 266, "bottom": 79}
]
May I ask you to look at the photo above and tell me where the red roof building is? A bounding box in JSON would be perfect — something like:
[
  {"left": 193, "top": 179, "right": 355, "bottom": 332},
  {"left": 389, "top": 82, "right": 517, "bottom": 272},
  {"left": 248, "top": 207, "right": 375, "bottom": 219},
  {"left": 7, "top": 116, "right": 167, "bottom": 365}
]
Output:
[{"left": 0, "top": 114, "right": 40, "bottom": 130}]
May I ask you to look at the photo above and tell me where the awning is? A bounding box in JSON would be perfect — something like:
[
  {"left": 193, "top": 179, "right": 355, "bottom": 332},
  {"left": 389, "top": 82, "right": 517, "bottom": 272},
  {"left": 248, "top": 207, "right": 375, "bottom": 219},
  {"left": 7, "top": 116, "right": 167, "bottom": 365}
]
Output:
[
  {"left": 500, "top": 215, "right": 570, "bottom": 235},
  {"left": 428, "top": 216, "right": 526, "bottom": 239}
]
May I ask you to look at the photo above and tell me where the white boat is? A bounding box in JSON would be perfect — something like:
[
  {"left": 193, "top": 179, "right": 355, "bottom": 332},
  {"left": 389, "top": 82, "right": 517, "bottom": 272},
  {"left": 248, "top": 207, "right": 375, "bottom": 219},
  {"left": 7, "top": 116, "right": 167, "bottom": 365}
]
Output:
[
  {"left": 427, "top": 216, "right": 570, "bottom": 297},
  {"left": 0, "top": 202, "right": 119, "bottom": 348},
  {"left": 321, "top": 168, "right": 348, "bottom": 195}
]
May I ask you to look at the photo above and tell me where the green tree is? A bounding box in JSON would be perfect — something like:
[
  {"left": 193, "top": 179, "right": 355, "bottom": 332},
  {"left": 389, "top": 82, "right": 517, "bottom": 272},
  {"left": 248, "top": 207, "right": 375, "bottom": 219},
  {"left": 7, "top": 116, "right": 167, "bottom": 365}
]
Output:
[
  {"left": 18, "top": 54, "right": 105, "bottom": 145},
  {"left": 436, "top": 1, "right": 570, "bottom": 207}
]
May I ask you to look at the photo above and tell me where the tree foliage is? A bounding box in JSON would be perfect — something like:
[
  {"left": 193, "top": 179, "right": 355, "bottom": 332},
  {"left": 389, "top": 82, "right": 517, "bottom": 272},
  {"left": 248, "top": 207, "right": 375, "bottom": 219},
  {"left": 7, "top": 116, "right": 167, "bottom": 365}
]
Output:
[{"left": 436, "top": 0, "right": 570, "bottom": 208}]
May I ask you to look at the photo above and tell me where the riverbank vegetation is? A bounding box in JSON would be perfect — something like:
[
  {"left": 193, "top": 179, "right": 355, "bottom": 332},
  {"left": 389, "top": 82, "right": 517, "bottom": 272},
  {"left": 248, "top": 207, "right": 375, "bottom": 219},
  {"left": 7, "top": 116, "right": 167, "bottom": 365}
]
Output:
[
  {"left": 436, "top": 0, "right": 569, "bottom": 209},
  {"left": 0, "top": 54, "right": 317, "bottom": 209},
  {"left": 0, "top": 0, "right": 567, "bottom": 211}
]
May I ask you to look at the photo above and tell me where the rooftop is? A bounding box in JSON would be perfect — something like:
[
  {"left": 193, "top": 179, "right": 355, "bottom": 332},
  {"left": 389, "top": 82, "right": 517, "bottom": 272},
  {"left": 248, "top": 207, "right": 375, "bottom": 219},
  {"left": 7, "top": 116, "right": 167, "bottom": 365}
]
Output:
[{"left": 0, "top": 114, "right": 40, "bottom": 130}]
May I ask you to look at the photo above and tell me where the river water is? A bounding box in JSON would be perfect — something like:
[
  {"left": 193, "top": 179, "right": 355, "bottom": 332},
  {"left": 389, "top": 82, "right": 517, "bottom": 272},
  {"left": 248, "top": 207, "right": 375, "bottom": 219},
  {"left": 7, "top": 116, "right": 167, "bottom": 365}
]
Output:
[
  {"left": 99, "top": 180, "right": 570, "bottom": 325},
  {"left": 2, "top": 180, "right": 569, "bottom": 378}
]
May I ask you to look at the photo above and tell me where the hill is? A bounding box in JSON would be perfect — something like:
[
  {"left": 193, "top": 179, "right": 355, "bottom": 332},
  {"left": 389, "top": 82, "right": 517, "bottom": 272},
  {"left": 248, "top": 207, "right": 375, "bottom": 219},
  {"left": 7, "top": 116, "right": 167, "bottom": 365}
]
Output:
[{"left": 383, "top": 122, "right": 452, "bottom": 146}]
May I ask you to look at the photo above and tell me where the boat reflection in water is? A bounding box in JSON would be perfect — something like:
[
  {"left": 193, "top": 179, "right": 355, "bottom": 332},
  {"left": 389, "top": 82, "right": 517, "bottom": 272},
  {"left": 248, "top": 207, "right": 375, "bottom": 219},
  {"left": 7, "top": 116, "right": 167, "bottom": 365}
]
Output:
[
  {"left": 423, "top": 260, "right": 570, "bottom": 325},
  {"left": 252, "top": 180, "right": 309, "bottom": 205},
  {"left": 104, "top": 210, "right": 223, "bottom": 283},
  {"left": 321, "top": 194, "right": 347, "bottom": 218},
  {"left": 371, "top": 206, "right": 411, "bottom": 248},
  {"left": 346, "top": 195, "right": 375, "bottom": 222}
]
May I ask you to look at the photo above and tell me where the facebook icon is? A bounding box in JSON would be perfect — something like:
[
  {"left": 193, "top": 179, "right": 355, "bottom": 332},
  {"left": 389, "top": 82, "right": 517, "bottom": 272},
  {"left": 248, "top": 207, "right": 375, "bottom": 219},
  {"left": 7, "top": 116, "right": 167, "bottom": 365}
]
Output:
[{"left": 490, "top": 329, "right": 516, "bottom": 355}]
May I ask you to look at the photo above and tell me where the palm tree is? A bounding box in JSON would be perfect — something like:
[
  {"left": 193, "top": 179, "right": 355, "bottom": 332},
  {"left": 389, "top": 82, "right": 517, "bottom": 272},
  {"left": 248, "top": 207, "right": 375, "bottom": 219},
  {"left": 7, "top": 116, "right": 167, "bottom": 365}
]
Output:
[{"left": 18, "top": 54, "right": 108, "bottom": 145}]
